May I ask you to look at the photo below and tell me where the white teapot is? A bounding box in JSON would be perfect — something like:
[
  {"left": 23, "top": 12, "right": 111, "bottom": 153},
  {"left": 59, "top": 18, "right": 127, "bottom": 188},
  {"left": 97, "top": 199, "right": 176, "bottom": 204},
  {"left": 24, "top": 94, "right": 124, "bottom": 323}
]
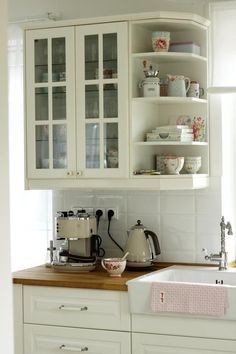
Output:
[{"left": 167, "top": 74, "right": 190, "bottom": 97}]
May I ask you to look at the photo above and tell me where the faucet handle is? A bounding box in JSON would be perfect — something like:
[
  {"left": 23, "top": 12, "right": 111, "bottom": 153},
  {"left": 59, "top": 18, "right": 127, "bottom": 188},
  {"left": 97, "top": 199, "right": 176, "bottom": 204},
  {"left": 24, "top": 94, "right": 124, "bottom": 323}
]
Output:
[{"left": 202, "top": 248, "right": 210, "bottom": 260}]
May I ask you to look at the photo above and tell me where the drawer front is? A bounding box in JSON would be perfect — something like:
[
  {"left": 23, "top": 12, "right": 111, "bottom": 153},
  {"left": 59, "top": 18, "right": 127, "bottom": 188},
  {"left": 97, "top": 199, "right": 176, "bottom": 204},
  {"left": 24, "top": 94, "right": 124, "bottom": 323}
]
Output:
[
  {"left": 24, "top": 324, "right": 131, "bottom": 354},
  {"left": 132, "top": 333, "right": 236, "bottom": 354},
  {"left": 23, "top": 286, "right": 130, "bottom": 331}
]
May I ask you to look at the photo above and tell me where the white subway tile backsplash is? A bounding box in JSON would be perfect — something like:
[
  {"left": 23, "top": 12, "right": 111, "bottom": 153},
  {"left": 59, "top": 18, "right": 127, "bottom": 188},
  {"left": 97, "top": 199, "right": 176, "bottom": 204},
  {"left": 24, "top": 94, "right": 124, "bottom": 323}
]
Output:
[
  {"left": 195, "top": 194, "right": 222, "bottom": 215},
  {"left": 127, "top": 191, "right": 160, "bottom": 215},
  {"left": 196, "top": 214, "right": 221, "bottom": 235},
  {"left": 161, "top": 251, "right": 196, "bottom": 263},
  {"left": 160, "top": 194, "right": 195, "bottom": 215},
  {"left": 51, "top": 178, "right": 234, "bottom": 264}
]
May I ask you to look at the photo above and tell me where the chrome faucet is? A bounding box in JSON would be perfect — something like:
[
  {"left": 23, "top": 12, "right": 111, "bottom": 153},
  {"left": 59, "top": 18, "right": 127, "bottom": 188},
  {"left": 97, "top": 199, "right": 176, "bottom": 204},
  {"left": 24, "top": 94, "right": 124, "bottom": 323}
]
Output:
[{"left": 202, "top": 216, "right": 233, "bottom": 271}]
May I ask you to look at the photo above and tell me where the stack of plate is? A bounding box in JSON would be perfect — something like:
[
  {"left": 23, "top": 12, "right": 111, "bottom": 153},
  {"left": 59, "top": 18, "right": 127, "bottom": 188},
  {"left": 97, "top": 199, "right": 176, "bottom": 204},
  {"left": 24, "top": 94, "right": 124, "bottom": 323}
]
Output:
[{"left": 146, "top": 125, "right": 193, "bottom": 142}]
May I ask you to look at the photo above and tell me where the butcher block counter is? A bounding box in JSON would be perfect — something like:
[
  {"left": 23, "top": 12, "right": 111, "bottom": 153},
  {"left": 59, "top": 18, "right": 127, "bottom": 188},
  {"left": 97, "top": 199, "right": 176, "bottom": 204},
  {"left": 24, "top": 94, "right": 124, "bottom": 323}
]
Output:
[
  {"left": 12, "top": 264, "right": 160, "bottom": 291},
  {"left": 13, "top": 261, "right": 231, "bottom": 291}
]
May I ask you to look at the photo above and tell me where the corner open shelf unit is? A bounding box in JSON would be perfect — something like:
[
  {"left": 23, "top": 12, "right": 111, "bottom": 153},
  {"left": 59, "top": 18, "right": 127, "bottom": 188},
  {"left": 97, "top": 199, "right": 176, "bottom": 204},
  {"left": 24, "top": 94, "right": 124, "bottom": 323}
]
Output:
[{"left": 129, "top": 14, "right": 209, "bottom": 189}]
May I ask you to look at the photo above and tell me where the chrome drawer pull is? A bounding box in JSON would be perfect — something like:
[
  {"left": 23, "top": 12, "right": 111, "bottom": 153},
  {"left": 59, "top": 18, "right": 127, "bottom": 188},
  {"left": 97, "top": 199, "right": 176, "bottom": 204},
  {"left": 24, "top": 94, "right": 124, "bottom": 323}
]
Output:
[
  {"left": 58, "top": 305, "right": 88, "bottom": 311},
  {"left": 60, "top": 344, "right": 88, "bottom": 352}
]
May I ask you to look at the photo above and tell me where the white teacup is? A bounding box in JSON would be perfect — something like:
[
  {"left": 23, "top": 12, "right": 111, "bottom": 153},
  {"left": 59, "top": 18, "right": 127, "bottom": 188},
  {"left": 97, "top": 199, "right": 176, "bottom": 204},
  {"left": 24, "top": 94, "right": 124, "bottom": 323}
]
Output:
[
  {"left": 101, "top": 257, "right": 126, "bottom": 277},
  {"left": 164, "top": 157, "right": 184, "bottom": 175}
]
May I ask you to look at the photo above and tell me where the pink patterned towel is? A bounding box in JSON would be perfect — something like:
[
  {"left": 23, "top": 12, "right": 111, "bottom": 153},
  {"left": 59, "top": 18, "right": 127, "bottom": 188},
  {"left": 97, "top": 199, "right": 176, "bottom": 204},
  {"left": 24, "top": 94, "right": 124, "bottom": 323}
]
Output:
[{"left": 151, "top": 282, "right": 228, "bottom": 316}]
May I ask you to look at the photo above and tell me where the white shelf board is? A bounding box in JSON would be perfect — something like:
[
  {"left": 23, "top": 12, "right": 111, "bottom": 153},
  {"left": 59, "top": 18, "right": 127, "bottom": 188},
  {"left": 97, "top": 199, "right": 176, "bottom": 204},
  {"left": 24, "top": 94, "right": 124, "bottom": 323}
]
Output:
[
  {"left": 134, "top": 141, "right": 208, "bottom": 146},
  {"left": 27, "top": 175, "right": 209, "bottom": 190},
  {"left": 132, "top": 97, "right": 207, "bottom": 104},
  {"left": 132, "top": 51, "right": 207, "bottom": 63}
]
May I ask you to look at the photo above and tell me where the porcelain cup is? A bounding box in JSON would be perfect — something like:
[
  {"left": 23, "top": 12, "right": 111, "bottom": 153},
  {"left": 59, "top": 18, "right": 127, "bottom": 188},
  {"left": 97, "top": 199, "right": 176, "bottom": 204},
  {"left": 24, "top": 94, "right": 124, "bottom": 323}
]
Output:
[
  {"left": 101, "top": 257, "right": 126, "bottom": 277},
  {"left": 164, "top": 157, "right": 184, "bottom": 175}
]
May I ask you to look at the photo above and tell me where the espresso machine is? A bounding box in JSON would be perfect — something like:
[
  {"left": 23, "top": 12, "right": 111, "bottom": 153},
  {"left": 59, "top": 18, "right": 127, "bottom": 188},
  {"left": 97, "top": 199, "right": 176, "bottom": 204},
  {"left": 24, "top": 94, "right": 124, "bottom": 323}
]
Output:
[{"left": 53, "top": 210, "right": 102, "bottom": 271}]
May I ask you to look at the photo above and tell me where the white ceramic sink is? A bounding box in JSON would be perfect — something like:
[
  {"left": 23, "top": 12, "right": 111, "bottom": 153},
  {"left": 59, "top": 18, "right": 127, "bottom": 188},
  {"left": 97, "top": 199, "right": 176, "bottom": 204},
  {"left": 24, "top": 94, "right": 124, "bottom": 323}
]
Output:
[{"left": 127, "top": 265, "right": 236, "bottom": 320}]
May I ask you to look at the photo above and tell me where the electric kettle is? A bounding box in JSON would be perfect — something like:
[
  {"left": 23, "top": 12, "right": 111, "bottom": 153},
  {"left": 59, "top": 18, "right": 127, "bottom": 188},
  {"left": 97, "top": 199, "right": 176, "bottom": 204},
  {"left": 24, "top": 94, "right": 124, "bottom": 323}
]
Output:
[{"left": 124, "top": 220, "right": 161, "bottom": 267}]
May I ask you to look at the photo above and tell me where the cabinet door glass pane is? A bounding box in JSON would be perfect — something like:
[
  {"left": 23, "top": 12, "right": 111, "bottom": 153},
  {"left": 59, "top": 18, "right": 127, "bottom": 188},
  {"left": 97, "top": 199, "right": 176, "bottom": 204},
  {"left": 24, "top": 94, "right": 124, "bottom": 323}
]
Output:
[
  {"left": 104, "top": 84, "right": 118, "bottom": 118},
  {"left": 52, "top": 37, "right": 66, "bottom": 82},
  {"left": 86, "top": 123, "right": 100, "bottom": 168},
  {"left": 85, "top": 35, "right": 98, "bottom": 80},
  {"left": 53, "top": 125, "right": 67, "bottom": 169},
  {"left": 36, "top": 125, "right": 49, "bottom": 169},
  {"left": 85, "top": 85, "right": 99, "bottom": 118},
  {"left": 35, "top": 88, "right": 48, "bottom": 121},
  {"left": 103, "top": 33, "right": 117, "bottom": 79},
  {"left": 34, "top": 39, "right": 48, "bottom": 83},
  {"left": 53, "top": 87, "right": 66, "bottom": 120},
  {"left": 104, "top": 123, "right": 118, "bottom": 168}
]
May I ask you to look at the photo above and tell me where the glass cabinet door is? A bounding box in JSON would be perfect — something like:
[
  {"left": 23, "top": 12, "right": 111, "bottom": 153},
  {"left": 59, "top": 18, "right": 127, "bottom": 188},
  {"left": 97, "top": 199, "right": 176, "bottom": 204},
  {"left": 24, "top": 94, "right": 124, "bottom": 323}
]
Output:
[
  {"left": 76, "top": 22, "right": 128, "bottom": 178},
  {"left": 26, "top": 27, "right": 76, "bottom": 178}
]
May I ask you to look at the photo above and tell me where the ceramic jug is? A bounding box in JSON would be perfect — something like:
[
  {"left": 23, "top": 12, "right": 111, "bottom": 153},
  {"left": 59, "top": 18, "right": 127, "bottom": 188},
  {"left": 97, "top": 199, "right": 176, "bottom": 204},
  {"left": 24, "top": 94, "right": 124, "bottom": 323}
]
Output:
[{"left": 167, "top": 74, "right": 190, "bottom": 97}]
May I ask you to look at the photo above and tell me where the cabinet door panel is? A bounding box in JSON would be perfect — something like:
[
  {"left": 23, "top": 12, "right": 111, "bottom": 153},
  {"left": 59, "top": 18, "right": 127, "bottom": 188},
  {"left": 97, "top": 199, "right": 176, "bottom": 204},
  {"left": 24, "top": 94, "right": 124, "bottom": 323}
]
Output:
[
  {"left": 24, "top": 324, "right": 131, "bottom": 354},
  {"left": 76, "top": 22, "right": 129, "bottom": 178},
  {"left": 132, "top": 333, "right": 236, "bottom": 353},
  {"left": 26, "top": 27, "right": 76, "bottom": 179}
]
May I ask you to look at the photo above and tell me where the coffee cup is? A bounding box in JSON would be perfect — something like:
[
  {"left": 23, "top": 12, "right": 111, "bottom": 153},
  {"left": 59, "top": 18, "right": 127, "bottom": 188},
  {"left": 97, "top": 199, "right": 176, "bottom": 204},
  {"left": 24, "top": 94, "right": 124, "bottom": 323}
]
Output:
[{"left": 101, "top": 257, "right": 126, "bottom": 277}]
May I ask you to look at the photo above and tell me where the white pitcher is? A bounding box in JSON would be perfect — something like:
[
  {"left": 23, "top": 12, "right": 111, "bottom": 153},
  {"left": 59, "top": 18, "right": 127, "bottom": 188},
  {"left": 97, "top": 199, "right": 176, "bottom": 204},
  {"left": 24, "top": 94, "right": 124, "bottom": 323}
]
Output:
[{"left": 167, "top": 74, "right": 190, "bottom": 97}]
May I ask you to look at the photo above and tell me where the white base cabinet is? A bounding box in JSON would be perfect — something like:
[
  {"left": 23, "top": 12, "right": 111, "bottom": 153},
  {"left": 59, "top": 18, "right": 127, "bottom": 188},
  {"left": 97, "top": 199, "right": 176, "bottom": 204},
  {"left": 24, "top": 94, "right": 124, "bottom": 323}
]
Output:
[
  {"left": 14, "top": 285, "right": 131, "bottom": 354},
  {"left": 132, "top": 332, "right": 236, "bottom": 354},
  {"left": 14, "top": 284, "right": 236, "bottom": 354},
  {"left": 24, "top": 324, "right": 130, "bottom": 354}
]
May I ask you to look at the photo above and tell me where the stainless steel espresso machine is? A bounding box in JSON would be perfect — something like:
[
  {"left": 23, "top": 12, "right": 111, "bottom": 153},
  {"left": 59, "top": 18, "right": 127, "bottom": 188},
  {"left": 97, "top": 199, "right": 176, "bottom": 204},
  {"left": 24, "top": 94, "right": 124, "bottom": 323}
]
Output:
[{"left": 52, "top": 210, "right": 102, "bottom": 271}]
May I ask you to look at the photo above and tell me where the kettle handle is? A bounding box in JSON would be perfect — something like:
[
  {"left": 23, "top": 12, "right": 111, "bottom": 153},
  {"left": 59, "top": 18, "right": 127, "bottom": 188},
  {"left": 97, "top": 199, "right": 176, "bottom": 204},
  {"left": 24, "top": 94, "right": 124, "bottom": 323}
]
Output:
[{"left": 144, "top": 230, "right": 161, "bottom": 258}]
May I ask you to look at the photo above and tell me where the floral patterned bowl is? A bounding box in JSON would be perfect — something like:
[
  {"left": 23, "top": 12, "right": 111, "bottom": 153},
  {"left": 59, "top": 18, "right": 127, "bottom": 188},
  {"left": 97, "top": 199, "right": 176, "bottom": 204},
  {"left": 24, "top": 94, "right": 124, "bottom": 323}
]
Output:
[{"left": 101, "top": 258, "right": 127, "bottom": 277}]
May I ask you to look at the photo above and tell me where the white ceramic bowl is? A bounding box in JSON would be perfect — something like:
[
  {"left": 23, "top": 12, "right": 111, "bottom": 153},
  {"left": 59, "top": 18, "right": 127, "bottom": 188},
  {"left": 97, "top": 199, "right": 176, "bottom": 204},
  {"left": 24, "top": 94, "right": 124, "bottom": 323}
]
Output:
[
  {"left": 184, "top": 156, "right": 201, "bottom": 174},
  {"left": 164, "top": 156, "right": 184, "bottom": 175},
  {"left": 101, "top": 257, "right": 126, "bottom": 277}
]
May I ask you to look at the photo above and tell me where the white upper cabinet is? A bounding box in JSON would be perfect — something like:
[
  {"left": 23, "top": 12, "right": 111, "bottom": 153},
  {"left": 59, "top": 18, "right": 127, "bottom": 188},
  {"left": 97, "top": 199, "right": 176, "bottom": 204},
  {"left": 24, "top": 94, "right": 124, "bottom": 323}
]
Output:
[
  {"left": 25, "top": 22, "right": 128, "bottom": 182},
  {"left": 24, "top": 12, "right": 210, "bottom": 190},
  {"left": 76, "top": 22, "right": 129, "bottom": 179}
]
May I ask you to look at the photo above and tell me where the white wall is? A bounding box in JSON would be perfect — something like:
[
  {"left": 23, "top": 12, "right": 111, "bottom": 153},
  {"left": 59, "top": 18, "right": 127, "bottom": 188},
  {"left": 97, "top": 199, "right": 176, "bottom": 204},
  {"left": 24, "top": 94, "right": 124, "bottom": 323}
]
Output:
[{"left": 0, "top": 0, "right": 14, "bottom": 352}]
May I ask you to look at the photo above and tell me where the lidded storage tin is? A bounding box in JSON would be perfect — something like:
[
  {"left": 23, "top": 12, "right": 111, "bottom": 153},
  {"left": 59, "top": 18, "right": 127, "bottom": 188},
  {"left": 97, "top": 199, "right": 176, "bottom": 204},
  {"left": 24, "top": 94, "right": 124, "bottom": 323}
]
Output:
[{"left": 139, "top": 67, "right": 160, "bottom": 97}]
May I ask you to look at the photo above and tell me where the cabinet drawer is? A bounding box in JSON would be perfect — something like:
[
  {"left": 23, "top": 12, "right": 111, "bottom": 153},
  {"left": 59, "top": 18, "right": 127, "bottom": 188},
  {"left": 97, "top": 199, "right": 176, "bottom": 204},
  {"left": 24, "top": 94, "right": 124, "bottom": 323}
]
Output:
[
  {"left": 23, "top": 286, "right": 130, "bottom": 331},
  {"left": 132, "top": 333, "right": 236, "bottom": 354},
  {"left": 24, "top": 324, "right": 130, "bottom": 354}
]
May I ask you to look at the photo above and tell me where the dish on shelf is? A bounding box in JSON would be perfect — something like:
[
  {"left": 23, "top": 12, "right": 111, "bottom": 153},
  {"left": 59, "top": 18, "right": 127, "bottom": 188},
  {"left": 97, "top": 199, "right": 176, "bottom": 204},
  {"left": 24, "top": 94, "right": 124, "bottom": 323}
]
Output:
[
  {"left": 170, "top": 115, "right": 206, "bottom": 142},
  {"left": 133, "top": 169, "right": 161, "bottom": 175}
]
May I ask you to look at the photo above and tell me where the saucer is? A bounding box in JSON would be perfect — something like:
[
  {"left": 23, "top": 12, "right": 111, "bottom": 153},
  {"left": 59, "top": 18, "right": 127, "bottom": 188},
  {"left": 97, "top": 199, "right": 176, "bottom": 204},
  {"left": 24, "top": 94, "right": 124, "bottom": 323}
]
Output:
[{"left": 126, "top": 261, "right": 153, "bottom": 268}]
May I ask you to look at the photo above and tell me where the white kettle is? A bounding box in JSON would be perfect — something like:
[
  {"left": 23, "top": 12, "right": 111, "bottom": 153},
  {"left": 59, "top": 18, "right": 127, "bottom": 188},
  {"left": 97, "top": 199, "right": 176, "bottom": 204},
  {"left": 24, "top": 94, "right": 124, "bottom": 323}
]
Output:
[{"left": 124, "top": 220, "right": 161, "bottom": 266}]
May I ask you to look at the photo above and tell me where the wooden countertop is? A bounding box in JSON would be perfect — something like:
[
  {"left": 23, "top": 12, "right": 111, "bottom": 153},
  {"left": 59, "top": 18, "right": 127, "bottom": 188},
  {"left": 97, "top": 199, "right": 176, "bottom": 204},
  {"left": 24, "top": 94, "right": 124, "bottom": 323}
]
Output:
[
  {"left": 12, "top": 264, "right": 157, "bottom": 291},
  {"left": 13, "top": 261, "right": 236, "bottom": 291}
]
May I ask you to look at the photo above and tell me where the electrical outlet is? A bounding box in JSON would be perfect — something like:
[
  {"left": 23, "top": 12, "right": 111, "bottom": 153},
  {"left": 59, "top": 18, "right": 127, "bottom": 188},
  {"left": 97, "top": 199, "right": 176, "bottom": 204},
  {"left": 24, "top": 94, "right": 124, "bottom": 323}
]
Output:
[
  {"left": 72, "top": 206, "right": 94, "bottom": 215},
  {"left": 95, "top": 208, "right": 106, "bottom": 218},
  {"left": 105, "top": 207, "right": 119, "bottom": 220}
]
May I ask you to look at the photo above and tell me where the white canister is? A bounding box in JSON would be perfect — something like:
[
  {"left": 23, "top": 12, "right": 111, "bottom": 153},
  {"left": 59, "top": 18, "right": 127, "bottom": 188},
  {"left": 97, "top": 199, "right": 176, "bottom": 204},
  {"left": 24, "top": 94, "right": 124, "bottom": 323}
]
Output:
[{"left": 139, "top": 77, "right": 160, "bottom": 97}]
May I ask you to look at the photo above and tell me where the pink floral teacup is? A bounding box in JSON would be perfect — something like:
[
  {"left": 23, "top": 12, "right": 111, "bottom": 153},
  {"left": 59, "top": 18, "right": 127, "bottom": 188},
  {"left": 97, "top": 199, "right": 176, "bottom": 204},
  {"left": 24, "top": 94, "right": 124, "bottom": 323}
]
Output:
[{"left": 101, "top": 258, "right": 126, "bottom": 277}]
